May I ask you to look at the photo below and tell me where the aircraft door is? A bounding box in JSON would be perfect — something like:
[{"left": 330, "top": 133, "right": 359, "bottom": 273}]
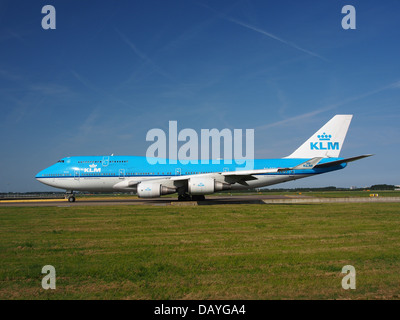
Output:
[{"left": 74, "top": 170, "right": 80, "bottom": 180}]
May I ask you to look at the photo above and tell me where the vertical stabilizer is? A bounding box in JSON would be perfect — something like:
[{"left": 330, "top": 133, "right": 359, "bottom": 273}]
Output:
[{"left": 285, "top": 115, "right": 353, "bottom": 158}]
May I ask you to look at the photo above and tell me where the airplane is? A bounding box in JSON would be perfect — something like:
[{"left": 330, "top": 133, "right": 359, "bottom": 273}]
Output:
[{"left": 35, "top": 115, "right": 372, "bottom": 202}]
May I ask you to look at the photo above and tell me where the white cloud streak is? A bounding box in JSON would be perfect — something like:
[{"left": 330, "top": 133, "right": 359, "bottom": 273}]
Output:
[
  {"left": 255, "top": 80, "right": 400, "bottom": 131},
  {"left": 225, "top": 17, "right": 329, "bottom": 62},
  {"left": 115, "top": 28, "right": 175, "bottom": 81}
]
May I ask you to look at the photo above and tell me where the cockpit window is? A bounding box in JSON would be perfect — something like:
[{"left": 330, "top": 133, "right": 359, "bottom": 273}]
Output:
[{"left": 57, "top": 160, "right": 65, "bottom": 163}]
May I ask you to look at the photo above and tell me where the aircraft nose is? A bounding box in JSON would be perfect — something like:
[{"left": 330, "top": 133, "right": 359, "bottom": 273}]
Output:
[
  {"left": 35, "top": 167, "right": 56, "bottom": 187},
  {"left": 35, "top": 168, "right": 49, "bottom": 180},
  {"left": 35, "top": 169, "right": 44, "bottom": 179}
]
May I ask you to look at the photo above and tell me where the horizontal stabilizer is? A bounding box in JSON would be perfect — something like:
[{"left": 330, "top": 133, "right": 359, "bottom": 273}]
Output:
[
  {"left": 314, "top": 154, "right": 373, "bottom": 168},
  {"left": 292, "top": 157, "right": 323, "bottom": 169},
  {"left": 276, "top": 157, "right": 323, "bottom": 172}
]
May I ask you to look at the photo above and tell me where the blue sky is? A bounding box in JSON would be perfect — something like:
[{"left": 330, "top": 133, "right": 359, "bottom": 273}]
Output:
[{"left": 1, "top": 0, "right": 399, "bottom": 192}]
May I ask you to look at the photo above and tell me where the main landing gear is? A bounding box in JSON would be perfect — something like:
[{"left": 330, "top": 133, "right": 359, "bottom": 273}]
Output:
[
  {"left": 191, "top": 195, "right": 206, "bottom": 201},
  {"left": 178, "top": 193, "right": 192, "bottom": 201},
  {"left": 178, "top": 194, "right": 206, "bottom": 201}
]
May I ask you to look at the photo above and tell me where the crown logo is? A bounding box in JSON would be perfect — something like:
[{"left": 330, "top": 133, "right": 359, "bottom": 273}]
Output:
[
  {"left": 89, "top": 164, "right": 97, "bottom": 168},
  {"left": 317, "top": 132, "right": 331, "bottom": 141}
]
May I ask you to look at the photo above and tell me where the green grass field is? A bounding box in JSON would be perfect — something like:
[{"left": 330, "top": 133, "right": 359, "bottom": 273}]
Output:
[
  {"left": 1, "top": 203, "right": 400, "bottom": 300},
  {"left": 77, "top": 190, "right": 400, "bottom": 199},
  {"left": 277, "top": 190, "right": 400, "bottom": 198}
]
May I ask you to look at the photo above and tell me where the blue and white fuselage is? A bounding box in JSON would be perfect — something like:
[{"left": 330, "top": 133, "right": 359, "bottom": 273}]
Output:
[
  {"left": 35, "top": 115, "right": 371, "bottom": 201},
  {"left": 36, "top": 156, "right": 345, "bottom": 192}
]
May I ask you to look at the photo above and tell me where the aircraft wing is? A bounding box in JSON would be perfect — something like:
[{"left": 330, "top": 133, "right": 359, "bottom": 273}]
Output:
[
  {"left": 220, "top": 168, "right": 280, "bottom": 185},
  {"left": 113, "top": 177, "right": 168, "bottom": 189},
  {"left": 113, "top": 157, "right": 326, "bottom": 189},
  {"left": 314, "top": 154, "right": 373, "bottom": 168},
  {"left": 166, "top": 168, "right": 280, "bottom": 186},
  {"left": 218, "top": 157, "right": 323, "bottom": 185}
]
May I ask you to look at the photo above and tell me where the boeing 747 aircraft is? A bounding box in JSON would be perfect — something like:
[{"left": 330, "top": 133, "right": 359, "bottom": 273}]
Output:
[{"left": 36, "top": 115, "right": 371, "bottom": 202}]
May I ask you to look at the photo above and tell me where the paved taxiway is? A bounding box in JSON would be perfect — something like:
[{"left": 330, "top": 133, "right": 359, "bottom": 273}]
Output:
[{"left": 1, "top": 195, "right": 400, "bottom": 207}]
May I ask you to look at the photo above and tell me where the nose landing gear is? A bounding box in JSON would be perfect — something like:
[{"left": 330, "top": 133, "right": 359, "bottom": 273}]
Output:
[{"left": 65, "top": 191, "right": 76, "bottom": 202}]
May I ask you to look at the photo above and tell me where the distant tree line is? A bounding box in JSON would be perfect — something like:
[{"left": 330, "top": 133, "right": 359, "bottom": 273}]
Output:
[{"left": 370, "top": 184, "right": 396, "bottom": 190}]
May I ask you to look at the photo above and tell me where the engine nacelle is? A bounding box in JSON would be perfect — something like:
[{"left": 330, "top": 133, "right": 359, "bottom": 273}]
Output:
[
  {"left": 188, "top": 177, "right": 231, "bottom": 195},
  {"left": 136, "top": 182, "right": 176, "bottom": 198}
]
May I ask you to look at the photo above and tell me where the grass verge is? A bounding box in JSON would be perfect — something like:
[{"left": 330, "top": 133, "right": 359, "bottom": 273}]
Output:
[{"left": 1, "top": 203, "right": 399, "bottom": 299}]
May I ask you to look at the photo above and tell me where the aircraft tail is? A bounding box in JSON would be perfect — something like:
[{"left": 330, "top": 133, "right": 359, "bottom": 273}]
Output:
[{"left": 286, "top": 115, "right": 353, "bottom": 158}]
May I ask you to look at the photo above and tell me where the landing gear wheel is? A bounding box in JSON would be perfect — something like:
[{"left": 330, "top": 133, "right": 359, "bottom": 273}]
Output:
[
  {"left": 178, "top": 194, "right": 192, "bottom": 201},
  {"left": 192, "top": 195, "right": 206, "bottom": 201},
  {"left": 68, "top": 196, "right": 76, "bottom": 202}
]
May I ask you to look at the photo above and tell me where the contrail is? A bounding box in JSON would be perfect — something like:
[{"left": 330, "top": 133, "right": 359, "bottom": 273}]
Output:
[
  {"left": 226, "top": 17, "right": 329, "bottom": 62},
  {"left": 255, "top": 80, "right": 400, "bottom": 131},
  {"left": 115, "top": 28, "right": 175, "bottom": 81}
]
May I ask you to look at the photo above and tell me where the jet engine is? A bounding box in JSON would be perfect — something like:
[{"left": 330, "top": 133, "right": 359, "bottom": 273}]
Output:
[
  {"left": 188, "top": 177, "right": 231, "bottom": 195},
  {"left": 136, "top": 182, "right": 176, "bottom": 198}
]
